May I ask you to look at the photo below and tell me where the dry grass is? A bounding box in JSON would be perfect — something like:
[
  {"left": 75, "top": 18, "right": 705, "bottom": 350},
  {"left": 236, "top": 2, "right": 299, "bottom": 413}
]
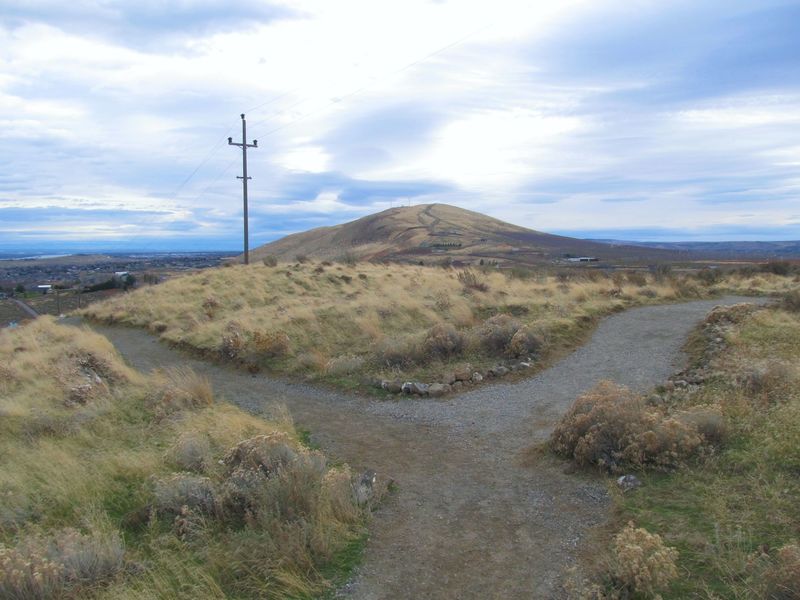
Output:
[
  {"left": 79, "top": 262, "right": 792, "bottom": 389},
  {"left": 0, "top": 318, "right": 368, "bottom": 599},
  {"left": 587, "top": 304, "right": 800, "bottom": 599}
]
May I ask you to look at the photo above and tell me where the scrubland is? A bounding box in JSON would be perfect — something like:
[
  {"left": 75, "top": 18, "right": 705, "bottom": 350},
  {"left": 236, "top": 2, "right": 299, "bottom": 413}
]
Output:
[
  {"left": 0, "top": 317, "right": 370, "bottom": 599},
  {"left": 80, "top": 260, "right": 798, "bottom": 392},
  {"left": 556, "top": 294, "right": 800, "bottom": 598}
]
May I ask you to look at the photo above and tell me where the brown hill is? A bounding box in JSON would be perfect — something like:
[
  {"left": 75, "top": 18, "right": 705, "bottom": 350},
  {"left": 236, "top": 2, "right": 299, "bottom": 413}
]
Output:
[{"left": 250, "top": 203, "right": 675, "bottom": 265}]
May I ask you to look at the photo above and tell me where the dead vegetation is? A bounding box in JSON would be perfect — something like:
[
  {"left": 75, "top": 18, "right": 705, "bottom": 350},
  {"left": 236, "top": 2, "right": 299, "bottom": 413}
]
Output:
[
  {"left": 79, "top": 261, "right": 795, "bottom": 392},
  {"left": 0, "top": 318, "right": 372, "bottom": 599},
  {"left": 557, "top": 302, "right": 800, "bottom": 598}
]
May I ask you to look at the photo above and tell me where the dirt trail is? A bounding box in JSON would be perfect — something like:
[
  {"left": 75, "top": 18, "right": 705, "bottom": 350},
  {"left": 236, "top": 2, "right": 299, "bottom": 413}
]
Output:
[{"left": 78, "top": 296, "right": 761, "bottom": 599}]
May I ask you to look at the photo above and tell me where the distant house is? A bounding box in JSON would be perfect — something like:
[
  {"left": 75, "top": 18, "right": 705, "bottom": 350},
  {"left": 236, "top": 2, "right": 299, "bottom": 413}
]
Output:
[
  {"left": 37, "top": 284, "right": 53, "bottom": 294},
  {"left": 566, "top": 257, "right": 599, "bottom": 263}
]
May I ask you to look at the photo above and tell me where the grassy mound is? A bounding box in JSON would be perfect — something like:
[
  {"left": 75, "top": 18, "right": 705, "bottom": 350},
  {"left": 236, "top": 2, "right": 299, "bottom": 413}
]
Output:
[
  {"left": 79, "top": 262, "right": 794, "bottom": 391},
  {"left": 0, "top": 318, "right": 369, "bottom": 599}
]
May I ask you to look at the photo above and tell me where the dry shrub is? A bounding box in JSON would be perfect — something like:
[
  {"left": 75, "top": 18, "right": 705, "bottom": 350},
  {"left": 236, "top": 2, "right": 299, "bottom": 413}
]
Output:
[
  {"left": 0, "top": 544, "right": 63, "bottom": 599},
  {"left": 0, "top": 527, "right": 125, "bottom": 599},
  {"left": 704, "top": 302, "right": 758, "bottom": 326},
  {"left": 295, "top": 349, "right": 328, "bottom": 372},
  {"left": 506, "top": 327, "right": 542, "bottom": 358},
  {"left": 477, "top": 314, "right": 521, "bottom": 355},
  {"left": 220, "top": 434, "right": 329, "bottom": 521},
  {"left": 457, "top": 269, "right": 488, "bottom": 292},
  {"left": 609, "top": 523, "right": 679, "bottom": 597},
  {"left": 325, "top": 355, "right": 365, "bottom": 376},
  {"left": 671, "top": 278, "right": 702, "bottom": 298},
  {"left": 637, "top": 287, "right": 658, "bottom": 298},
  {"left": 739, "top": 360, "right": 797, "bottom": 405},
  {"left": 375, "top": 336, "right": 422, "bottom": 367},
  {"left": 223, "top": 433, "right": 300, "bottom": 478},
  {"left": 151, "top": 367, "right": 214, "bottom": 416},
  {"left": 262, "top": 255, "right": 278, "bottom": 267},
  {"left": 152, "top": 474, "right": 217, "bottom": 515},
  {"left": 626, "top": 271, "right": 648, "bottom": 287},
  {"left": 782, "top": 289, "right": 800, "bottom": 313},
  {"left": 202, "top": 296, "right": 220, "bottom": 318},
  {"left": 168, "top": 433, "right": 212, "bottom": 473},
  {"left": 550, "top": 381, "right": 704, "bottom": 472},
  {"left": 676, "top": 405, "right": 728, "bottom": 446},
  {"left": 423, "top": 323, "right": 465, "bottom": 359},
  {"left": 221, "top": 322, "right": 247, "bottom": 358},
  {"left": 250, "top": 330, "right": 291, "bottom": 359},
  {"left": 764, "top": 543, "right": 800, "bottom": 599}
]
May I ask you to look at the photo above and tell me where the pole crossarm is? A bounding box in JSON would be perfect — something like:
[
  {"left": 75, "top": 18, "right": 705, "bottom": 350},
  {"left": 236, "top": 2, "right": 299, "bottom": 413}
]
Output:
[{"left": 228, "top": 113, "right": 258, "bottom": 265}]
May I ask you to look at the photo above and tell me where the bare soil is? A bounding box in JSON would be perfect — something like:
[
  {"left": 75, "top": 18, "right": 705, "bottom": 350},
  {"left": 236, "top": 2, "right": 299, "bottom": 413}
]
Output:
[{"left": 75, "top": 296, "right": 762, "bottom": 599}]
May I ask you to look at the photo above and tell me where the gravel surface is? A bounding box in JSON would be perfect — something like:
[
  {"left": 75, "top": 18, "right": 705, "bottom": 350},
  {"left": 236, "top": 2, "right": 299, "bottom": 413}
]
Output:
[{"left": 75, "top": 296, "right": 765, "bottom": 599}]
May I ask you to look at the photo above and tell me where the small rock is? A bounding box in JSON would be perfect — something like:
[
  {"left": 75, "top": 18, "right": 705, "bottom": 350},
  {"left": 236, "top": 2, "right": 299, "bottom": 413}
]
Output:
[
  {"left": 646, "top": 394, "right": 664, "bottom": 406},
  {"left": 402, "top": 381, "right": 428, "bottom": 395},
  {"left": 491, "top": 366, "right": 509, "bottom": 377},
  {"left": 355, "top": 469, "right": 378, "bottom": 506},
  {"left": 453, "top": 366, "right": 472, "bottom": 382},
  {"left": 442, "top": 372, "right": 456, "bottom": 385},
  {"left": 471, "top": 372, "right": 483, "bottom": 382},
  {"left": 519, "top": 361, "right": 531, "bottom": 368},
  {"left": 383, "top": 380, "right": 403, "bottom": 394},
  {"left": 428, "top": 383, "right": 449, "bottom": 398},
  {"left": 673, "top": 379, "right": 688, "bottom": 388},
  {"left": 451, "top": 381, "right": 464, "bottom": 391},
  {"left": 616, "top": 474, "right": 642, "bottom": 492}
]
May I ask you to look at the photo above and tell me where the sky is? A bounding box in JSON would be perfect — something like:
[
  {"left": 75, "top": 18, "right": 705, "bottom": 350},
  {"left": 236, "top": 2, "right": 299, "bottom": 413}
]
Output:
[{"left": 1, "top": 0, "right": 799, "bottom": 251}]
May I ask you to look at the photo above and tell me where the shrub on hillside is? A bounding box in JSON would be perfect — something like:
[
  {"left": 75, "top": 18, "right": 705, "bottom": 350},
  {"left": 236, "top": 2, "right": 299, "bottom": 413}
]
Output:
[
  {"left": 168, "top": 433, "right": 212, "bottom": 473},
  {"left": 325, "top": 354, "right": 366, "bottom": 376},
  {"left": 457, "top": 269, "right": 488, "bottom": 292},
  {"left": 221, "top": 322, "right": 247, "bottom": 359},
  {"left": 782, "top": 289, "right": 800, "bottom": 313},
  {"left": 262, "top": 255, "right": 278, "bottom": 267},
  {"left": 423, "top": 323, "right": 465, "bottom": 359},
  {"left": 0, "top": 527, "right": 125, "bottom": 598},
  {"left": 763, "top": 543, "right": 800, "bottom": 599},
  {"left": 626, "top": 271, "right": 648, "bottom": 287},
  {"left": 149, "top": 367, "right": 214, "bottom": 416},
  {"left": 477, "top": 314, "right": 521, "bottom": 355},
  {"left": 375, "top": 336, "right": 423, "bottom": 367},
  {"left": 153, "top": 474, "right": 218, "bottom": 515},
  {"left": 609, "top": 522, "right": 679, "bottom": 597},
  {"left": 251, "top": 330, "right": 291, "bottom": 359},
  {"left": 550, "top": 381, "right": 705, "bottom": 472},
  {"left": 506, "top": 327, "right": 542, "bottom": 358},
  {"left": 763, "top": 260, "right": 792, "bottom": 276}
]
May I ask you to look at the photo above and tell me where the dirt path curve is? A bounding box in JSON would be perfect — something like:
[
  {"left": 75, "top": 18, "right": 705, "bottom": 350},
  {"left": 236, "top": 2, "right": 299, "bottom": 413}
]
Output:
[{"left": 79, "top": 296, "right": 761, "bottom": 599}]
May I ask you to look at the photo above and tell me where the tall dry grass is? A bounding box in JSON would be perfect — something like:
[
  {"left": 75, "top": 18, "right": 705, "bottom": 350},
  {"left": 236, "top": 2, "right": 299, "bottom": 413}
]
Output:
[
  {"left": 0, "top": 319, "right": 368, "bottom": 599},
  {"left": 80, "top": 262, "right": 792, "bottom": 388},
  {"left": 561, "top": 303, "right": 800, "bottom": 598}
]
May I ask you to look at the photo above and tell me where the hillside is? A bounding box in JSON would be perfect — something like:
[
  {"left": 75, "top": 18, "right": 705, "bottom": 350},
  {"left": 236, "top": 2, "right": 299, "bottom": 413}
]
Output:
[{"left": 250, "top": 204, "right": 677, "bottom": 265}]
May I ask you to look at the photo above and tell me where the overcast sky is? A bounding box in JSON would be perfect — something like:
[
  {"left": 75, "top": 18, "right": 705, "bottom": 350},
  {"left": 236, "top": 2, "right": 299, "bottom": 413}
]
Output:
[{"left": 1, "top": 0, "right": 799, "bottom": 251}]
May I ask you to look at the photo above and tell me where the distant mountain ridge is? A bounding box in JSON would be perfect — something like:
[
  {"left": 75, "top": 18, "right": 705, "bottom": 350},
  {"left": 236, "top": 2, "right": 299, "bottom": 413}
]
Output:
[
  {"left": 591, "top": 239, "right": 800, "bottom": 259},
  {"left": 250, "top": 204, "right": 678, "bottom": 265}
]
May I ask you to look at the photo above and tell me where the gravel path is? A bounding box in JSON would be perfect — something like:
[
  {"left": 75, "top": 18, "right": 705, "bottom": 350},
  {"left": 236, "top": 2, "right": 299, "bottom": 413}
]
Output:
[{"left": 77, "top": 296, "right": 762, "bottom": 599}]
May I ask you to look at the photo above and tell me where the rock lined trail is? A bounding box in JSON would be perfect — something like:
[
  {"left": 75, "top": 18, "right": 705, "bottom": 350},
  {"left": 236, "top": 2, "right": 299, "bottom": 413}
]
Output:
[{"left": 80, "top": 297, "right": 761, "bottom": 599}]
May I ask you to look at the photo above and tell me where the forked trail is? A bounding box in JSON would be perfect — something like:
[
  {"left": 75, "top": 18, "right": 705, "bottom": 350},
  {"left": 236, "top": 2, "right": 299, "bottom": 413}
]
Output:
[{"left": 82, "top": 296, "right": 759, "bottom": 599}]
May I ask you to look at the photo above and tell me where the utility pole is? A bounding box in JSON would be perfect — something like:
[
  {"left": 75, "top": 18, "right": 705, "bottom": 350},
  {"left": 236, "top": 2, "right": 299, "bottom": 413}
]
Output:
[{"left": 228, "top": 114, "right": 258, "bottom": 264}]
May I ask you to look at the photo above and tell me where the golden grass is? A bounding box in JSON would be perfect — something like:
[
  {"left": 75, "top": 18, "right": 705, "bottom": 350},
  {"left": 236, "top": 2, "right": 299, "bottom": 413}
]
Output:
[
  {"left": 0, "top": 318, "right": 366, "bottom": 599},
  {"left": 79, "top": 262, "right": 793, "bottom": 389}
]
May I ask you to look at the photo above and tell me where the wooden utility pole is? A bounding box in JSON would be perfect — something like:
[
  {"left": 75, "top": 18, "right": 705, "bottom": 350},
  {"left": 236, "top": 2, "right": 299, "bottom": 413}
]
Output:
[{"left": 228, "top": 114, "right": 258, "bottom": 264}]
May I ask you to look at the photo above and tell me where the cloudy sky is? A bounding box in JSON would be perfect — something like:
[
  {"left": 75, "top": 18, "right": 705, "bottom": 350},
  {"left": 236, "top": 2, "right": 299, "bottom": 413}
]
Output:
[{"left": 1, "top": 0, "right": 799, "bottom": 251}]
